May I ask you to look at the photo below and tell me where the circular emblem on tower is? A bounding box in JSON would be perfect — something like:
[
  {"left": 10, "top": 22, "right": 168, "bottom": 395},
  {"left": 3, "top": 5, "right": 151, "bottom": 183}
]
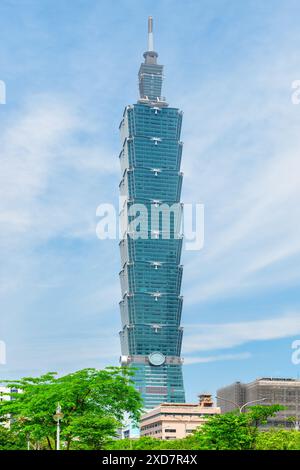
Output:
[{"left": 148, "top": 352, "right": 166, "bottom": 366}]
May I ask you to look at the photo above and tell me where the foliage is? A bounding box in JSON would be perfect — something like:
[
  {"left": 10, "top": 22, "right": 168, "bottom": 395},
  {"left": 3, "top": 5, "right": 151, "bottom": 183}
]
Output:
[
  {"left": 190, "top": 404, "right": 285, "bottom": 450},
  {"left": 0, "top": 367, "right": 142, "bottom": 450},
  {"left": 255, "top": 429, "right": 300, "bottom": 450},
  {"left": 65, "top": 414, "right": 119, "bottom": 450},
  {"left": 0, "top": 426, "right": 26, "bottom": 450},
  {"left": 106, "top": 436, "right": 160, "bottom": 450},
  {"left": 158, "top": 435, "right": 200, "bottom": 450},
  {"left": 106, "top": 404, "right": 293, "bottom": 451},
  {"left": 1, "top": 382, "right": 297, "bottom": 452},
  {"left": 193, "top": 413, "right": 255, "bottom": 450},
  {"left": 106, "top": 435, "right": 201, "bottom": 450},
  {"left": 248, "top": 405, "right": 285, "bottom": 428}
]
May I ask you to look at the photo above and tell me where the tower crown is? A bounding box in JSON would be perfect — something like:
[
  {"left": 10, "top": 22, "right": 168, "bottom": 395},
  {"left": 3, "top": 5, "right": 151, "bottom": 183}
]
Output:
[
  {"left": 139, "top": 17, "right": 165, "bottom": 104},
  {"left": 148, "top": 16, "right": 154, "bottom": 51}
]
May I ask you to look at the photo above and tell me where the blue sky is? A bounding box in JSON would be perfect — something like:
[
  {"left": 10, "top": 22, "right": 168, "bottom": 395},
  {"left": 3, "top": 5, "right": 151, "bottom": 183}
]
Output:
[{"left": 0, "top": 0, "right": 300, "bottom": 402}]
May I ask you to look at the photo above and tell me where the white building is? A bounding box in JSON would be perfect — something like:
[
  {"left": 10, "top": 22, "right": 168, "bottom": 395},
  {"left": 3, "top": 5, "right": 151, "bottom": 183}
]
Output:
[
  {"left": 0, "top": 386, "right": 20, "bottom": 428},
  {"left": 140, "top": 394, "right": 220, "bottom": 440}
]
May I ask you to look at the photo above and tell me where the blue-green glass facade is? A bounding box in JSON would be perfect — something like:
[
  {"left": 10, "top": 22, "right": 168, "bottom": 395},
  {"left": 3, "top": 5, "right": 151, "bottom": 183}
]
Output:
[{"left": 118, "top": 36, "right": 185, "bottom": 409}]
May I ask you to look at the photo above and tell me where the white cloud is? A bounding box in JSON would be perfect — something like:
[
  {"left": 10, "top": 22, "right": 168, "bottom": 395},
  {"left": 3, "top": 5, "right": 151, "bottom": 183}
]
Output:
[
  {"left": 183, "top": 312, "right": 300, "bottom": 353},
  {"left": 0, "top": 94, "right": 118, "bottom": 247},
  {"left": 184, "top": 352, "right": 251, "bottom": 365},
  {"left": 180, "top": 54, "right": 300, "bottom": 304},
  {"left": 1, "top": 328, "right": 120, "bottom": 377}
]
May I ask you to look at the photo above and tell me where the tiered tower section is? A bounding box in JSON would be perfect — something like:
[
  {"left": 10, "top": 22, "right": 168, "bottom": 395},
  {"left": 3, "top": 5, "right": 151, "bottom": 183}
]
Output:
[{"left": 118, "top": 17, "right": 185, "bottom": 409}]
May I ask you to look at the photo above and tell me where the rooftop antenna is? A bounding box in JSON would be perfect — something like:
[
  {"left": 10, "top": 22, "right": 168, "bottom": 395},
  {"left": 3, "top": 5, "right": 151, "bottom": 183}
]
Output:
[{"left": 148, "top": 16, "right": 154, "bottom": 51}]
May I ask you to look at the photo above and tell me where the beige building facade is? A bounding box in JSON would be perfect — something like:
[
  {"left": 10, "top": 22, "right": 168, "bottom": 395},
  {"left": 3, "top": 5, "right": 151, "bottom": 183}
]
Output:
[
  {"left": 217, "top": 377, "right": 300, "bottom": 428},
  {"left": 140, "top": 394, "right": 220, "bottom": 440}
]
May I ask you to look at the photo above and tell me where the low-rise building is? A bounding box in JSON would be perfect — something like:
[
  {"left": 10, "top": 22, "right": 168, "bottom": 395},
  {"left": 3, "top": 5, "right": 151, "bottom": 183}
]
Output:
[
  {"left": 121, "top": 420, "right": 140, "bottom": 439},
  {"left": 140, "top": 394, "right": 220, "bottom": 440},
  {"left": 217, "top": 377, "right": 300, "bottom": 428},
  {"left": 0, "top": 386, "right": 19, "bottom": 402},
  {"left": 0, "top": 386, "right": 20, "bottom": 428}
]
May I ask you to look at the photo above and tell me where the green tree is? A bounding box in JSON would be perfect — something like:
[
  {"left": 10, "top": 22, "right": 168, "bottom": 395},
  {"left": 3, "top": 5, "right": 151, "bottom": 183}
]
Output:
[
  {"left": 106, "top": 436, "right": 161, "bottom": 450},
  {"left": 0, "top": 367, "right": 142, "bottom": 450},
  {"left": 0, "top": 426, "right": 26, "bottom": 450},
  {"left": 106, "top": 405, "right": 288, "bottom": 451},
  {"left": 159, "top": 435, "right": 200, "bottom": 450},
  {"left": 255, "top": 429, "right": 300, "bottom": 450},
  {"left": 248, "top": 405, "right": 284, "bottom": 428},
  {"left": 194, "top": 413, "right": 255, "bottom": 450},
  {"left": 192, "top": 405, "right": 285, "bottom": 450}
]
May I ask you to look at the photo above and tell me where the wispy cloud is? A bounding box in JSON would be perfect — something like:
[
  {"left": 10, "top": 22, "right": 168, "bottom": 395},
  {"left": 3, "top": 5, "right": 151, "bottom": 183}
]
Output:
[
  {"left": 180, "top": 41, "right": 300, "bottom": 305},
  {"left": 0, "top": 94, "right": 118, "bottom": 247},
  {"left": 184, "top": 352, "right": 251, "bottom": 365},
  {"left": 183, "top": 312, "right": 300, "bottom": 353}
]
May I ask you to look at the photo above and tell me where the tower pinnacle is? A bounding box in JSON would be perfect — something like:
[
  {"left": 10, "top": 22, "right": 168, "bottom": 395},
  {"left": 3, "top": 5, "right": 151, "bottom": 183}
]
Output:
[
  {"left": 148, "top": 16, "right": 154, "bottom": 51},
  {"left": 143, "top": 17, "right": 158, "bottom": 65},
  {"left": 139, "top": 16, "right": 165, "bottom": 104}
]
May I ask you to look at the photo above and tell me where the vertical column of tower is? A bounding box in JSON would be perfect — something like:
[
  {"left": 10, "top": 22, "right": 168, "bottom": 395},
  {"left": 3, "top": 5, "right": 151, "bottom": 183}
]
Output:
[{"left": 118, "top": 18, "right": 185, "bottom": 410}]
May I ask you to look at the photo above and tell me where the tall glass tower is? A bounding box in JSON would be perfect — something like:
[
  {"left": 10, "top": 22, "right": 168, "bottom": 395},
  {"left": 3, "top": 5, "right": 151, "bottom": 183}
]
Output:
[{"left": 118, "top": 17, "right": 185, "bottom": 409}]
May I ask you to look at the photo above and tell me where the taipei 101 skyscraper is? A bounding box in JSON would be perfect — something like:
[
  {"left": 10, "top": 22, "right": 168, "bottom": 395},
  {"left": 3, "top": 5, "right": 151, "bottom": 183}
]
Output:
[{"left": 118, "top": 17, "right": 185, "bottom": 409}]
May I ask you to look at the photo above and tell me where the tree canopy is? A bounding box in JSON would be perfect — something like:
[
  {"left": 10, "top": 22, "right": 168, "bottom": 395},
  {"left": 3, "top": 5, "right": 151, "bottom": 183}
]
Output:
[
  {"left": 0, "top": 367, "right": 142, "bottom": 450},
  {"left": 191, "top": 404, "right": 284, "bottom": 450},
  {"left": 106, "top": 404, "right": 289, "bottom": 451},
  {"left": 0, "top": 376, "right": 296, "bottom": 452}
]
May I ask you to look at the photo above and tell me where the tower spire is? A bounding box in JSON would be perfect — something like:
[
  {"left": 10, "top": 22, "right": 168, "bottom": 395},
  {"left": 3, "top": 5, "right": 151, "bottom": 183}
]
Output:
[
  {"left": 143, "top": 16, "right": 158, "bottom": 65},
  {"left": 139, "top": 16, "right": 166, "bottom": 104},
  {"left": 148, "top": 16, "right": 154, "bottom": 51}
]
